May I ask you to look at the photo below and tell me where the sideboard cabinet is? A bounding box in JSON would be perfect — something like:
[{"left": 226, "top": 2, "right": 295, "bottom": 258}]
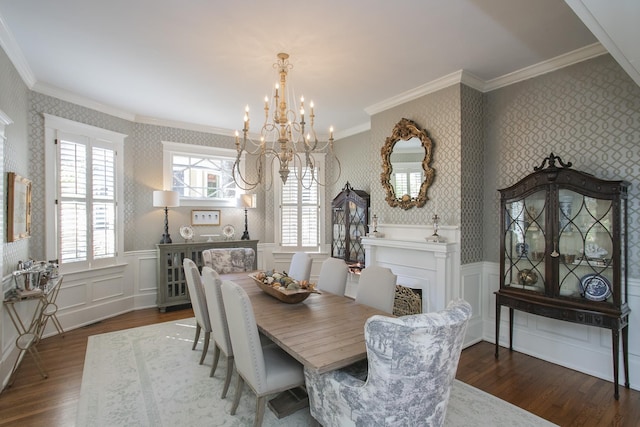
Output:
[
  {"left": 331, "top": 182, "right": 370, "bottom": 265},
  {"left": 495, "top": 153, "right": 629, "bottom": 399},
  {"left": 156, "top": 240, "right": 258, "bottom": 311}
]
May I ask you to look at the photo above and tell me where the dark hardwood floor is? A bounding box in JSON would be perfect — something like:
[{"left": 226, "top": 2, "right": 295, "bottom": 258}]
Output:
[{"left": 0, "top": 307, "right": 637, "bottom": 426}]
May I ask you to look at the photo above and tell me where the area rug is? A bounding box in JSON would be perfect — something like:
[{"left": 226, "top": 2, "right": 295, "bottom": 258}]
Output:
[{"left": 77, "top": 318, "right": 557, "bottom": 427}]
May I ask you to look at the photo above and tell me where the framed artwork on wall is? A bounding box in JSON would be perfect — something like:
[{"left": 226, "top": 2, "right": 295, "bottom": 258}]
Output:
[
  {"left": 191, "top": 209, "right": 221, "bottom": 226},
  {"left": 7, "top": 172, "right": 32, "bottom": 242}
]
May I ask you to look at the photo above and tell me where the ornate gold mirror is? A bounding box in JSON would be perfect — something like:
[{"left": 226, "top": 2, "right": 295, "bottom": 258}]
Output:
[{"left": 381, "top": 118, "right": 434, "bottom": 210}]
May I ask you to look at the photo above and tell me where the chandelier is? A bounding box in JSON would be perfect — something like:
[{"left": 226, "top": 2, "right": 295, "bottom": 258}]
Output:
[{"left": 232, "top": 53, "right": 341, "bottom": 190}]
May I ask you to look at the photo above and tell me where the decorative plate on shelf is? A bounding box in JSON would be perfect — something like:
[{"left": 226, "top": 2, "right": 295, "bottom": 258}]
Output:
[
  {"left": 179, "top": 225, "right": 194, "bottom": 241},
  {"left": 222, "top": 224, "right": 235, "bottom": 239},
  {"left": 579, "top": 274, "right": 612, "bottom": 302}
]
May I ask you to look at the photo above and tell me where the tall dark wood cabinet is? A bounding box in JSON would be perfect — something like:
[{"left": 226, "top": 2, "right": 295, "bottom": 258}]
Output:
[
  {"left": 495, "top": 154, "right": 630, "bottom": 399},
  {"left": 331, "top": 182, "right": 370, "bottom": 265}
]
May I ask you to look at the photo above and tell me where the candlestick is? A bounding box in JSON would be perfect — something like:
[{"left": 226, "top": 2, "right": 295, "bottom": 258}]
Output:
[{"left": 426, "top": 213, "right": 446, "bottom": 242}]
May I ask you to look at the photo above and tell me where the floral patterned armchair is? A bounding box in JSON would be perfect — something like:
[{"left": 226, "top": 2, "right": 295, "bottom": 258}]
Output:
[{"left": 304, "top": 299, "right": 472, "bottom": 427}]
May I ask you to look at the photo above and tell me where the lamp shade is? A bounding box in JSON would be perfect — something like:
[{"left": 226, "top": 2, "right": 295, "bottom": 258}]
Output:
[
  {"left": 153, "top": 190, "right": 180, "bottom": 208},
  {"left": 239, "top": 194, "right": 256, "bottom": 209}
]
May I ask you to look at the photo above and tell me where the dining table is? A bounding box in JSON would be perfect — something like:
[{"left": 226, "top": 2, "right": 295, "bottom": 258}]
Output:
[{"left": 220, "top": 271, "right": 392, "bottom": 374}]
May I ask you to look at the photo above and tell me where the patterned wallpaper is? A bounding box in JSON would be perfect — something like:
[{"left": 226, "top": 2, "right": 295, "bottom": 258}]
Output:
[
  {"left": 1, "top": 47, "right": 30, "bottom": 276},
  {"left": 336, "top": 84, "right": 485, "bottom": 265},
  {"left": 3, "top": 45, "right": 638, "bottom": 278},
  {"left": 460, "top": 85, "right": 485, "bottom": 263},
  {"left": 371, "top": 85, "right": 462, "bottom": 229},
  {"left": 126, "top": 123, "right": 256, "bottom": 251},
  {"left": 330, "top": 131, "right": 374, "bottom": 243},
  {"left": 28, "top": 94, "right": 265, "bottom": 254},
  {"left": 482, "top": 54, "right": 640, "bottom": 278},
  {"left": 28, "top": 93, "right": 133, "bottom": 259}
]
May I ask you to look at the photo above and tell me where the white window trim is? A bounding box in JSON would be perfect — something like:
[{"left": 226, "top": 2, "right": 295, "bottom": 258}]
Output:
[
  {"left": 162, "top": 141, "right": 244, "bottom": 207},
  {"left": 273, "top": 154, "right": 326, "bottom": 251},
  {"left": 44, "top": 114, "right": 126, "bottom": 271}
]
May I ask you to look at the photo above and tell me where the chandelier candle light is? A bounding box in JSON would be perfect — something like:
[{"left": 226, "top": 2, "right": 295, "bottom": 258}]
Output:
[{"left": 232, "top": 53, "right": 341, "bottom": 190}]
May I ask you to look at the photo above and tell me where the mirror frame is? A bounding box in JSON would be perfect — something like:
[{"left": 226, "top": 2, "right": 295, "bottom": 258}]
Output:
[{"left": 380, "top": 118, "right": 434, "bottom": 210}]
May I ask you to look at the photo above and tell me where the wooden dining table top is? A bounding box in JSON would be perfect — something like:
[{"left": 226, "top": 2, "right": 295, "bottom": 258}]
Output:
[{"left": 220, "top": 271, "right": 392, "bottom": 374}]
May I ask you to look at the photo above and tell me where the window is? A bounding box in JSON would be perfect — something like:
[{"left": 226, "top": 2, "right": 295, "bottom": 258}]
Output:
[
  {"left": 162, "top": 141, "right": 242, "bottom": 207},
  {"left": 276, "top": 158, "right": 325, "bottom": 250},
  {"left": 393, "top": 170, "right": 423, "bottom": 198},
  {"left": 44, "top": 115, "right": 125, "bottom": 270}
]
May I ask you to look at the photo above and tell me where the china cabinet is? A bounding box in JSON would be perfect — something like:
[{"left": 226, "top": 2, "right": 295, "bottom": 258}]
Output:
[
  {"left": 156, "top": 240, "right": 258, "bottom": 311},
  {"left": 331, "top": 182, "right": 370, "bottom": 265},
  {"left": 495, "top": 153, "right": 630, "bottom": 399}
]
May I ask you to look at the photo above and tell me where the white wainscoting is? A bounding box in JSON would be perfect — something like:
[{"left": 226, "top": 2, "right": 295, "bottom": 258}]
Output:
[
  {"left": 482, "top": 261, "right": 639, "bottom": 392},
  {"left": 3, "top": 248, "right": 637, "bottom": 392},
  {"left": 460, "top": 262, "right": 485, "bottom": 347},
  {"left": 1, "top": 262, "right": 131, "bottom": 389}
]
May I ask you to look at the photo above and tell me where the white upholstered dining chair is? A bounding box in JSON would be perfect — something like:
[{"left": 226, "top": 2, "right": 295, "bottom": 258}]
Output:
[
  {"left": 288, "top": 251, "right": 312, "bottom": 282},
  {"left": 317, "top": 257, "right": 349, "bottom": 296},
  {"left": 355, "top": 265, "right": 397, "bottom": 313},
  {"left": 183, "top": 258, "right": 212, "bottom": 365},
  {"left": 305, "top": 299, "right": 472, "bottom": 427},
  {"left": 201, "top": 266, "right": 234, "bottom": 398},
  {"left": 221, "top": 280, "right": 305, "bottom": 427}
]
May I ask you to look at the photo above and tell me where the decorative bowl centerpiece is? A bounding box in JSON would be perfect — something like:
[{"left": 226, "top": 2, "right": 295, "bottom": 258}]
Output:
[{"left": 249, "top": 270, "right": 318, "bottom": 303}]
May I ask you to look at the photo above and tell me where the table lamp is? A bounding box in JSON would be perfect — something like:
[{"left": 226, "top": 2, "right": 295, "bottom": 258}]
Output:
[
  {"left": 239, "top": 194, "right": 256, "bottom": 240},
  {"left": 153, "top": 190, "right": 179, "bottom": 244}
]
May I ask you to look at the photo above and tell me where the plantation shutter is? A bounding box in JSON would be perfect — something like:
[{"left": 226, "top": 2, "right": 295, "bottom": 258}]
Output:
[
  {"left": 92, "top": 146, "right": 116, "bottom": 258},
  {"left": 58, "top": 137, "right": 116, "bottom": 263},
  {"left": 280, "top": 167, "right": 319, "bottom": 248}
]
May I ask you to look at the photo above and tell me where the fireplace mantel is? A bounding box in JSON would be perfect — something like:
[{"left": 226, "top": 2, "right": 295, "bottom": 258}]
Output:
[{"left": 361, "top": 233, "right": 460, "bottom": 313}]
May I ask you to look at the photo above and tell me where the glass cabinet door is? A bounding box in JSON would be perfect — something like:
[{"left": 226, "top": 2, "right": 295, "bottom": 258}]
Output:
[
  {"left": 503, "top": 190, "right": 547, "bottom": 293},
  {"left": 557, "top": 189, "right": 615, "bottom": 303},
  {"left": 332, "top": 207, "right": 346, "bottom": 259},
  {"left": 348, "top": 201, "right": 367, "bottom": 263}
]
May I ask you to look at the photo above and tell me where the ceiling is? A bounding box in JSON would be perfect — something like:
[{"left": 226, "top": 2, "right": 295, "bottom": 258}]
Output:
[{"left": 0, "top": 0, "right": 609, "bottom": 138}]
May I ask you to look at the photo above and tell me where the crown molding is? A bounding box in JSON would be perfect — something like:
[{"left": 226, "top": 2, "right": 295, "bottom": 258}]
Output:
[
  {"left": 135, "top": 115, "right": 235, "bottom": 136},
  {"left": 365, "top": 42, "right": 608, "bottom": 117},
  {"left": 335, "top": 122, "right": 371, "bottom": 140},
  {"left": 33, "top": 81, "right": 136, "bottom": 121},
  {"left": 365, "top": 70, "right": 468, "bottom": 116},
  {"left": 564, "top": 0, "right": 640, "bottom": 88},
  {"left": 459, "top": 71, "right": 486, "bottom": 92},
  {"left": 0, "top": 109, "right": 13, "bottom": 126},
  {"left": 1, "top": 12, "right": 608, "bottom": 138},
  {"left": 483, "top": 42, "right": 607, "bottom": 91},
  {"left": 0, "top": 14, "right": 35, "bottom": 88}
]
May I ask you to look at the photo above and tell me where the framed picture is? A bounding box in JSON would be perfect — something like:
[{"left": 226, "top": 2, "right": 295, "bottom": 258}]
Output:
[
  {"left": 7, "top": 172, "right": 32, "bottom": 242},
  {"left": 191, "top": 209, "right": 221, "bottom": 226}
]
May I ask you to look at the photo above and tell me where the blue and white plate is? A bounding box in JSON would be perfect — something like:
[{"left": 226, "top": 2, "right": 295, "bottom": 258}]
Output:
[{"left": 579, "top": 274, "right": 611, "bottom": 302}]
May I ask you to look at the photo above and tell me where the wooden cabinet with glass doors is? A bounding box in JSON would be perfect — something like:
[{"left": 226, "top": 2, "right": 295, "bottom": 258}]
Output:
[
  {"left": 495, "top": 153, "right": 630, "bottom": 399},
  {"left": 331, "top": 182, "right": 370, "bottom": 265}
]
